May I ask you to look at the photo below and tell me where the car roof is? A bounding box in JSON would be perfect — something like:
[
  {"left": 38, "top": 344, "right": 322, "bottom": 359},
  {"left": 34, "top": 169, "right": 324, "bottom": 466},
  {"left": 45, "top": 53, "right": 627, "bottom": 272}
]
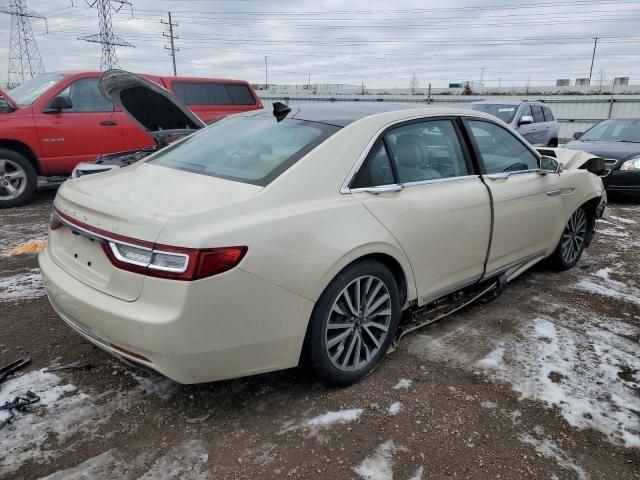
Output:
[
  {"left": 243, "top": 102, "right": 498, "bottom": 127},
  {"left": 469, "top": 100, "right": 547, "bottom": 106}
]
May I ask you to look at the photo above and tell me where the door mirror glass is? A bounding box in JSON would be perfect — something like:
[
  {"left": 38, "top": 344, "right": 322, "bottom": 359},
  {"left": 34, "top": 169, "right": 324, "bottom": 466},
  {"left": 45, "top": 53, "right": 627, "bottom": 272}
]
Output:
[
  {"left": 0, "top": 98, "right": 14, "bottom": 113},
  {"left": 540, "top": 155, "right": 561, "bottom": 174},
  {"left": 573, "top": 131, "right": 583, "bottom": 139},
  {"left": 44, "top": 95, "right": 73, "bottom": 113},
  {"left": 518, "top": 115, "right": 533, "bottom": 126}
]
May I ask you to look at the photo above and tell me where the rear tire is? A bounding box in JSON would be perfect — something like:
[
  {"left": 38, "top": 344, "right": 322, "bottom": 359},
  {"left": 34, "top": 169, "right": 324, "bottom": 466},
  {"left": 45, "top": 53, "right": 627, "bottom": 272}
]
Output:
[
  {"left": 304, "top": 260, "right": 401, "bottom": 386},
  {"left": 0, "top": 149, "right": 37, "bottom": 209},
  {"left": 547, "top": 138, "right": 558, "bottom": 147},
  {"left": 551, "top": 206, "right": 589, "bottom": 270}
]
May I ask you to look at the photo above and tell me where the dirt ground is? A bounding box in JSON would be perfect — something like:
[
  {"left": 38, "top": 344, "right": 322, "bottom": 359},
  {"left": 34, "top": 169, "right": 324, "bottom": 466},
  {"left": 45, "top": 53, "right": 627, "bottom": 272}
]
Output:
[{"left": 0, "top": 191, "right": 639, "bottom": 480}]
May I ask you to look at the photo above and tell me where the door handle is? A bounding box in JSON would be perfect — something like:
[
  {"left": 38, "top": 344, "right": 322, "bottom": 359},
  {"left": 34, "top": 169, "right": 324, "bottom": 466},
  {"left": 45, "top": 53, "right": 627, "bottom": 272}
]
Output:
[{"left": 100, "top": 120, "right": 118, "bottom": 126}]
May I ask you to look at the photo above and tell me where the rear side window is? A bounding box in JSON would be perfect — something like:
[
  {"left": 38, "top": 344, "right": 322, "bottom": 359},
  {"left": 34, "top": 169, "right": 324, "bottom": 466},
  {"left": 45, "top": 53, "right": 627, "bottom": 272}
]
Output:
[
  {"left": 543, "top": 107, "right": 554, "bottom": 121},
  {"left": 532, "top": 105, "right": 545, "bottom": 123},
  {"left": 148, "top": 116, "right": 339, "bottom": 186},
  {"left": 172, "top": 82, "right": 256, "bottom": 106},
  {"left": 352, "top": 119, "right": 470, "bottom": 188}
]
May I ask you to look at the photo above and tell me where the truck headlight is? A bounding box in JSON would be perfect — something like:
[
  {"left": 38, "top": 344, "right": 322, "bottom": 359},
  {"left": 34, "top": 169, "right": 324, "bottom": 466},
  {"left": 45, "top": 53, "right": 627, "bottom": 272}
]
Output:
[{"left": 620, "top": 157, "right": 640, "bottom": 171}]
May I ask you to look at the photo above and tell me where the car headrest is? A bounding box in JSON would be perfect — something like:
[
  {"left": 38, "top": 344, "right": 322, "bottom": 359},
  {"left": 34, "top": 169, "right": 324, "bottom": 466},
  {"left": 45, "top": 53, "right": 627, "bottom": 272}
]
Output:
[{"left": 395, "top": 135, "right": 423, "bottom": 167}]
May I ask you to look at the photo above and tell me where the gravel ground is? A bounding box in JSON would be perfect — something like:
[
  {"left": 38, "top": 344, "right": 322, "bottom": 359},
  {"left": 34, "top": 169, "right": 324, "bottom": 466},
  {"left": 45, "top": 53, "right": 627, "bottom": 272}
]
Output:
[{"left": 0, "top": 190, "right": 639, "bottom": 480}]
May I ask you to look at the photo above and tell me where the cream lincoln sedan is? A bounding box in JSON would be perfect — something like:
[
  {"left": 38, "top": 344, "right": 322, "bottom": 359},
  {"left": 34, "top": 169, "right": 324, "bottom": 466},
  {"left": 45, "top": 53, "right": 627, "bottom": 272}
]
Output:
[{"left": 40, "top": 98, "right": 607, "bottom": 386}]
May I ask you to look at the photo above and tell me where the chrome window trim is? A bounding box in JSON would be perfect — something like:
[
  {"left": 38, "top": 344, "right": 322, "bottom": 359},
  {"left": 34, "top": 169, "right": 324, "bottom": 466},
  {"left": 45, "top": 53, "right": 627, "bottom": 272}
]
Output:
[
  {"left": 347, "top": 174, "right": 482, "bottom": 194},
  {"left": 339, "top": 114, "right": 465, "bottom": 195},
  {"left": 484, "top": 169, "right": 541, "bottom": 180}
]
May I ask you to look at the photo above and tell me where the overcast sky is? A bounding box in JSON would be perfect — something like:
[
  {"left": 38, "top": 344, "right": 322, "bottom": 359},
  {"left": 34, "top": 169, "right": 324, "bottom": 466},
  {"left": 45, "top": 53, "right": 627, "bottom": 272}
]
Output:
[{"left": 1, "top": 0, "right": 639, "bottom": 88}]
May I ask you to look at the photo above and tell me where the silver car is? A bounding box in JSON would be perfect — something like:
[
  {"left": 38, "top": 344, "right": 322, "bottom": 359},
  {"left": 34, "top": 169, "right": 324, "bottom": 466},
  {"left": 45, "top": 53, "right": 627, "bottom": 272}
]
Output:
[{"left": 468, "top": 100, "right": 559, "bottom": 147}]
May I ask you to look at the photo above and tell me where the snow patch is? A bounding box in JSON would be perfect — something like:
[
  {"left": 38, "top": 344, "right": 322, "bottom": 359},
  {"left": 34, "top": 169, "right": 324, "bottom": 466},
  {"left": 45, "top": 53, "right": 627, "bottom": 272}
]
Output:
[
  {"left": 354, "top": 440, "right": 402, "bottom": 480},
  {"left": 0, "top": 269, "right": 44, "bottom": 303},
  {"left": 608, "top": 215, "right": 636, "bottom": 224},
  {"left": 36, "top": 450, "right": 129, "bottom": 480},
  {"left": 597, "top": 227, "right": 629, "bottom": 238},
  {"left": 408, "top": 466, "right": 425, "bottom": 480},
  {"left": 304, "top": 408, "right": 364, "bottom": 427},
  {"left": 388, "top": 402, "right": 402, "bottom": 416},
  {"left": 480, "top": 400, "right": 497, "bottom": 409},
  {"left": 520, "top": 433, "right": 588, "bottom": 480},
  {"left": 0, "top": 369, "right": 134, "bottom": 477},
  {"left": 393, "top": 379, "right": 412, "bottom": 390},
  {"left": 574, "top": 280, "right": 640, "bottom": 306}
]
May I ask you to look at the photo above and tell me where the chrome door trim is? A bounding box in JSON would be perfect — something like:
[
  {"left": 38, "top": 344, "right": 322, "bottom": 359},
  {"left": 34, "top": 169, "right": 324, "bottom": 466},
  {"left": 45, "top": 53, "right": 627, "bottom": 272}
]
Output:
[
  {"left": 483, "top": 249, "right": 546, "bottom": 279},
  {"left": 484, "top": 169, "right": 540, "bottom": 180},
  {"left": 348, "top": 175, "right": 482, "bottom": 194},
  {"left": 421, "top": 274, "right": 483, "bottom": 304}
]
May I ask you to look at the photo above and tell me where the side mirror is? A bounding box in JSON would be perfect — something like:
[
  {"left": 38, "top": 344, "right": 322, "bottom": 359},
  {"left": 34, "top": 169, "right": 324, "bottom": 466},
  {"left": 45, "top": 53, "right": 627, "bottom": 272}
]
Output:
[
  {"left": 518, "top": 115, "right": 533, "bottom": 126},
  {"left": 573, "top": 131, "right": 583, "bottom": 139},
  {"left": 43, "top": 95, "right": 73, "bottom": 113},
  {"left": 540, "top": 155, "right": 562, "bottom": 174},
  {"left": 0, "top": 98, "right": 15, "bottom": 113}
]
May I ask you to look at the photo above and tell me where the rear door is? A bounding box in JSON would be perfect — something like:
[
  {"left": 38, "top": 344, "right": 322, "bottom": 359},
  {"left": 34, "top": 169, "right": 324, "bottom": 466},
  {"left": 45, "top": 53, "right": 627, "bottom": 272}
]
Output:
[
  {"left": 531, "top": 105, "right": 547, "bottom": 145},
  {"left": 166, "top": 80, "right": 259, "bottom": 122},
  {"left": 33, "top": 77, "right": 123, "bottom": 175},
  {"left": 350, "top": 118, "right": 491, "bottom": 305},
  {"left": 463, "top": 119, "right": 561, "bottom": 277}
]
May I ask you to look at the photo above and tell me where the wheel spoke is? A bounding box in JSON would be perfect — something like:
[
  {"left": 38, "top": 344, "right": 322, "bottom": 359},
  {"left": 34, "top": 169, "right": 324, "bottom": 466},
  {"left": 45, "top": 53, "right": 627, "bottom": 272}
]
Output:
[
  {"left": 363, "top": 326, "right": 381, "bottom": 348},
  {"left": 331, "top": 303, "right": 348, "bottom": 317},
  {"left": 354, "top": 278, "right": 361, "bottom": 315},
  {"left": 363, "top": 320, "right": 389, "bottom": 332},
  {"left": 341, "top": 332, "right": 358, "bottom": 368},
  {"left": 365, "top": 292, "right": 390, "bottom": 317},
  {"left": 6, "top": 170, "right": 25, "bottom": 181},
  {"left": 341, "top": 288, "right": 358, "bottom": 317},
  {"left": 0, "top": 159, "right": 5, "bottom": 172},
  {"left": 4, "top": 181, "right": 17, "bottom": 195},
  {"left": 327, "top": 322, "right": 353, "bottom": 330},
  {"left": 354, "top": 334, "right": 362, "bottom": 368},
  {"left": 327, "top": 328, "right": 352, "bottom": 348},
  {"left": 363, "top": 281, "right": 383, "bottom": 313}
]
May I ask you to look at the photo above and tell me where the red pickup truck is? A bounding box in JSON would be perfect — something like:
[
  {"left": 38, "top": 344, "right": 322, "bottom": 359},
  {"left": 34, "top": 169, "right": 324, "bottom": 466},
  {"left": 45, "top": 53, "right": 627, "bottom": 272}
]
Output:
[{"left": 0, "top": 71, "right": 263, "bottom": 208}]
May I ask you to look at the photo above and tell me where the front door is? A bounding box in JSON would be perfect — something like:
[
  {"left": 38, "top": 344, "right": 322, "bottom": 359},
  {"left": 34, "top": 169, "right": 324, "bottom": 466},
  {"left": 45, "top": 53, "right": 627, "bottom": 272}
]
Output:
[
  {"left": 34, "top": 77, "right": 123, "bottom": 175},
  {"left": 516, "top": 104, "right": 536, "bottom": 144},
  {"left": 464, "top": 119, "right": 561, "bottom": 276},
  {"left": 350, "top": 118, "right": 492, "bottom": 305}
]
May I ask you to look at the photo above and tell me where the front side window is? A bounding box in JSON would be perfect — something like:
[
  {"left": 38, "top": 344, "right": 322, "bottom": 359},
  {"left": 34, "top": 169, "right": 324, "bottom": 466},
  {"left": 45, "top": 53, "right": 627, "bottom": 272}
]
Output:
[
  {"left": 173, "top": 82, "right": 256, "bottom": 106},
  {"left": 469, "top": 103, "right": 518, "bottom": 123},
  {"left": 532, "top": 105, "right": 545, "bottom": 123},
  {"left": 148, "top": 115, "right": 339, "bottom": 186},
  {"left": 352, "top": 119, "right": 470, "bottom": 188},
  {"left": 56, "top": 78, "right": 114, "bottom": 112},
  {"left": 7, "top": 73, "right": 68, "bottom": 106},
  {"left": 519, "top": 105, "right": 533, "bottom": 122},
  {"left": 468, "top": 120, "right": 539, "bottom": 174}
]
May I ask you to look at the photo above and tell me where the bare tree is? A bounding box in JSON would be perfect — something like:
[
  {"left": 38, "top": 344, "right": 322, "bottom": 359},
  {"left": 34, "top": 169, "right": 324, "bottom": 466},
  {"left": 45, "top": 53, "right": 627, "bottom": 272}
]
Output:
[{"left": 409, "top": 72, "right": 420, "bottom": 94}]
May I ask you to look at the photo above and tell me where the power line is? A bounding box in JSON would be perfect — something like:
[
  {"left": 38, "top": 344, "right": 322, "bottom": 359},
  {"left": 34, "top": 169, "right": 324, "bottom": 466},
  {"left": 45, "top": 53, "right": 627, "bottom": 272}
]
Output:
[
  {"left": 78, "top": 0, "right": 134, "bottom": 70},
  {"left": 0, "top": 0, "right": 47, "bottom": 88},
  {"left": 161, "top": 11, "right": 178, "bottom": 76}
]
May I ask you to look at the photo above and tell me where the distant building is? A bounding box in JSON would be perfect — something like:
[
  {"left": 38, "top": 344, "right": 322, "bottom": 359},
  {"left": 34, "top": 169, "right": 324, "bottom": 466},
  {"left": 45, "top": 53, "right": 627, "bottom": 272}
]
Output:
[
  {"left": 614, "top": 77, "right": 630, "bottom": 85},
  {"left": 556, "top": 79, "right": 570, "bottom": 86},
  {"left": 575, "top": 78, "right": 591, "bottom": 86}
]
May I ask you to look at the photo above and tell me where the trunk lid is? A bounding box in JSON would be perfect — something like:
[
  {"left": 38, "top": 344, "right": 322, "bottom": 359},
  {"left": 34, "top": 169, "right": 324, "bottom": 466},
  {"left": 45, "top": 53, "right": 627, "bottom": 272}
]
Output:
[
  {"left": 99, "top": 69, "right": 206, "bottom": 146},
  {"left": 51, "top": 163, "right": 262, "bottom": 301}
]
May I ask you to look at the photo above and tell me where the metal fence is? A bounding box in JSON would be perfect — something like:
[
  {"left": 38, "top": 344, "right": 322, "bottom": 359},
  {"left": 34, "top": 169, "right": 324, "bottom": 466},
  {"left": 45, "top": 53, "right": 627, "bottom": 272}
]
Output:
[{"left": 258, "top": 93, "right": 640, "bottom": 142}]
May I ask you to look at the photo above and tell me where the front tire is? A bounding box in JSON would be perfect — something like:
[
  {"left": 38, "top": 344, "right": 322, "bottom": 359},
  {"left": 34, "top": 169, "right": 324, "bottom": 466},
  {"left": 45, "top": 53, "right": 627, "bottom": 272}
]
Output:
[
  {"left": 551, "top": 206, "right": 589, "bottom": 270},
  {"left": 0, "top": 149, "right": 37, "bottom": 209},
  {"left": 304, "top": 260, "right": 401, "bottom": 386}
]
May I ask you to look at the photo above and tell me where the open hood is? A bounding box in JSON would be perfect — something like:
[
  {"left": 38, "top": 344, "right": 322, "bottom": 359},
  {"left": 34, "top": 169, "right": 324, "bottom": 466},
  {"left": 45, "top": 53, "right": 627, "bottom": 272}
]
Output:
[
  {"left": 99, "top": 70, "right": 206, "bottom": 145},
  {"left": 0, "top": 88, "right": 17, "bottom": 110}
]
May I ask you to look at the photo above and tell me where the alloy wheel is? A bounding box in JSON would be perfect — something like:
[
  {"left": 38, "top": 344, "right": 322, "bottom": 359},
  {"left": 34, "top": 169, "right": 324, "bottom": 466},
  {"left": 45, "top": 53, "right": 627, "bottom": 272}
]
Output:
[
  {"left": 325, "top": 275, "right": 392, "bottom": 371},
  {"left": 0, "top": 159, "right": 27, "bottom": 201},
  {"left": 560, "top": 208, "right": 587, "bottom": 265}
]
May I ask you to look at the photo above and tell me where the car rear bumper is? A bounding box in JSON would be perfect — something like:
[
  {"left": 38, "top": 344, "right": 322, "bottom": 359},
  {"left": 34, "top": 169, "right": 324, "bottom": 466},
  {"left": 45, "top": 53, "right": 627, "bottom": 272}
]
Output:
[{"left": 39, "top": 245, "right": 314, "bottom": 384}]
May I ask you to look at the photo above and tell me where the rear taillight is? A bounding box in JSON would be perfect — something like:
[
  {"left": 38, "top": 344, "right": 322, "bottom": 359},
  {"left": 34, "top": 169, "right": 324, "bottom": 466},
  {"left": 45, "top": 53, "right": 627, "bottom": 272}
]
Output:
[
  {"left": 51, "top": 207, "right": 247, "bottom": 281},
  {"left": 49, "top": 211, "right": 63, "bottom": 230}
]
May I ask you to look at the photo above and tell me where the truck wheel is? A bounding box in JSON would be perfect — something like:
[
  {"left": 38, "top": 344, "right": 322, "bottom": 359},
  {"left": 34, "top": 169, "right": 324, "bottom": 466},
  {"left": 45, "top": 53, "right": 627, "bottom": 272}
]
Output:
[
  {"left": 304, "top": 260, "right": 401, "bottom": 386},
  {"left": 0, "top": 149, "right": 37, "bottom": 209}
]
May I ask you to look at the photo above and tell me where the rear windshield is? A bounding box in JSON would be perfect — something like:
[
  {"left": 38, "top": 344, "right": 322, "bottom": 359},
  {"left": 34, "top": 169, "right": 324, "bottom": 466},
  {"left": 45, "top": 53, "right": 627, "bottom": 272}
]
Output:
[
  {"left": 469, "top": 103, "right": 518, "bottom": 123},
  {"left": 148, "top": 115, "right": 340, "bottom": 186},
  {"left": 172, "top": 82, "right": 257, "bottom": 106},
  {"left": 8, "top": 73, "right": 68, "bottom": 106}
]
